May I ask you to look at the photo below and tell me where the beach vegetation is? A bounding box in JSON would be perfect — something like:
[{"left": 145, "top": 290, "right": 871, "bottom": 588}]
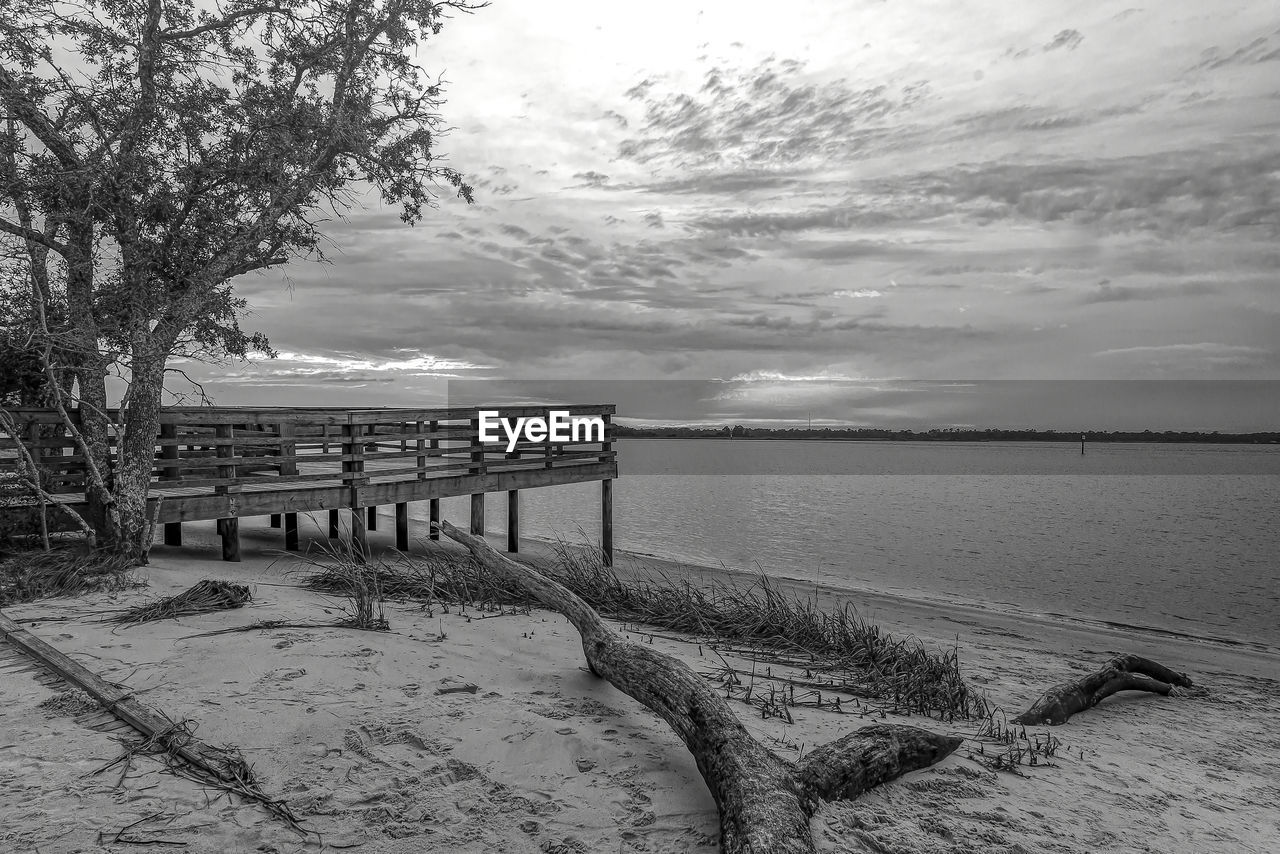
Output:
[{"left": 299, "top": 536, "right": 990, "bottom": 721}]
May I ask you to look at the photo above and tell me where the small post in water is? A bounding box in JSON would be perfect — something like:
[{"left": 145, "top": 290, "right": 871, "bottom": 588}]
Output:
[{"left": 1081, "top": 433, "right": 1086, "bottom": 455}]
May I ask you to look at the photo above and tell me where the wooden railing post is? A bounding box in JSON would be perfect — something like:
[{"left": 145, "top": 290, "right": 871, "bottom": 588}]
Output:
[
  {"left": 601, "top": 477, "right": 613, "bottom": 568},
  {"left": 215, "top": 424, "right": 240, "bottom": 561},
  {"left": 544, "top": 405, "right": 555, "bottom": 469},
  {"left": 365, "top": 425, "right": 378, "bottom": 531},
  {"left": 428, "top": 419, "right": 440, "bottom": 540},
  {"left": 469, "top": 413, "right": 484, "bottom": 536},
  {"left": 159, "top": 422, "right": 182, "bottom": 546},
  {"left": 280, "top": 423, "right": 299, "bottom": 551},
  {"left": 601, "top": 411, "right": 614, "bottom": 567},
  {"left": 342, "top": 418, "right": 367, "bottom": 560}
]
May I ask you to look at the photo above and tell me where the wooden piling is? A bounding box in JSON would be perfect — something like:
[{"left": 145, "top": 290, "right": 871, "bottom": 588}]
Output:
[
  {"left": 215, "top": 423, "right": 239, "bottom": 562},
  {"left": 428, "top": 419, "right": 439, "bottom": 539},
  {"left": 395, "top": 502, "right": 409, "bottom": 550},
  {"left": 601, "top": 413, "right": 613, "bottom": 567},
  {"left": 342, "top": 420, "right": 367, "bottom": 561},
  {"left": 470, "top": 413, "right": 485, "bottom": 535},
  {"left": 160, "top": 423, "right": 182, "bottom": 547},
  {"left": 218, "top": 517, "right": 240, "bottom": 562},
  {"left": 601, "top": 478, "right": 613, "bottom": 568},
  {"left": 350, "top": 507, "right": 367, "bottom": 560},
  {"left": 507, "top": 490, "right": 520, "bottom": 553}
]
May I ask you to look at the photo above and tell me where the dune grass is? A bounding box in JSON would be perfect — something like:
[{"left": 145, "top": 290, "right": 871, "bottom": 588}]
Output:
[
  {"left": 0, "top": 543, "right": 136, "bottom": 606},
  {"left": 298, "top": 537, "right": 990, "bottom": 721}
]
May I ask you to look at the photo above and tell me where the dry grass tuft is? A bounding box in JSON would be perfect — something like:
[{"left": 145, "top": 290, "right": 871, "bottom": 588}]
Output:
[
  {"left": 967, "top": 708, "right": 1063, "bottom": 774},
  {"left": 289, "top": 538, "right": 389, "bottom": 630},
  {"left": 0, "top": 543, "right": 137, "bottom": 606},
  {"left": 109, "top": 579, "right": 251, "bottom": 626}
]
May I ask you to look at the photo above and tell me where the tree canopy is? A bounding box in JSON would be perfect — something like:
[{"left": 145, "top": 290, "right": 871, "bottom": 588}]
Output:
[{"left": 0, "top": 0, "right": 482, "bottom": 554}]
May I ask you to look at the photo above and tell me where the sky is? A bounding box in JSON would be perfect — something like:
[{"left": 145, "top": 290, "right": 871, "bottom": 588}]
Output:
[{"left": 187, "top": 1, "right": 1280, "bottom": 430}]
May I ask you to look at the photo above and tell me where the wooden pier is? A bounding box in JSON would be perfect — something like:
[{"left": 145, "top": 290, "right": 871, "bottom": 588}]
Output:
[{"left": 0, "top": 405, "right": 617, "bottom": 563}]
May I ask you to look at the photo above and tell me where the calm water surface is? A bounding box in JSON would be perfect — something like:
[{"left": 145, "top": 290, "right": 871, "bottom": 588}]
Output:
[{"left": 428, "top": 440, "right": 1280, "bottom": 651}]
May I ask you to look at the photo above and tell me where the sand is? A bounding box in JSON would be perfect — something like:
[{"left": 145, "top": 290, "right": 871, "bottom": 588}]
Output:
[{"left": 2, "top": 514, "right": 1278, "bottom": 853}]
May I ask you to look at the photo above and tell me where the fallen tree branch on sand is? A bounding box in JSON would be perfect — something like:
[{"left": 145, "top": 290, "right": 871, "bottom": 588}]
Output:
[
  {"left": 436, "top": 520, "right": 961, "bottom": 854},
  {"left": 1013, "top": 653, "right": 1194, "bottom": 726}
]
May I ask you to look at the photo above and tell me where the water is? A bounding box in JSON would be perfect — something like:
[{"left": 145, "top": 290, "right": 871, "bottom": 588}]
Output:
[{"left": 427, "top": 440, "right": 1280, "bottom": 651}]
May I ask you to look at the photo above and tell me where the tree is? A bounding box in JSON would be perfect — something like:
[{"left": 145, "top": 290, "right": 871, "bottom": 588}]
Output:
[{"left": 0, "top": 0, "right": 481, "bottom": 558}]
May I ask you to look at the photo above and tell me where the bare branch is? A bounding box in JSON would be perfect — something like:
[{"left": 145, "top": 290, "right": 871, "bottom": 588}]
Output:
[{"left": 0, "top": 217, "right": 68, "bottom": 255}]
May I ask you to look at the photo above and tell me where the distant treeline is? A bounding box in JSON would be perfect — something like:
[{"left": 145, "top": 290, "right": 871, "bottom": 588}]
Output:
[{"left": 612, "top": 425, "right": 1280, "bottom": 443}]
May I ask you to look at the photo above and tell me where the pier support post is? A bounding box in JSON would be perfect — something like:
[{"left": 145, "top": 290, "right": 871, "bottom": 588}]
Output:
[
  {"left": 160, "top": 423, "right": 182, "bottom": 547},
  {"left": 214, "top": 424, "right": 240, "bottom": 562},
  {"left": 217, "top": 518, "right": 240, "bottom": 562},
  {"left": 276, "top": 423, "right": 298, "bottom": 546},
  {"left": 469, "top": 413, "right": 485, "bottom": 536},
  {"left": 507, "top": 490, "right": 520, "bottom": 553},
  {"left": 328, "top": 509, "right": 339, "bottom": 538},
  {"left": 342, "top": 420, "right": 367, "bottom": 562},
  {"left": 367, "top": 505, "right": 377, "bottom": 531},
  {"left": 601, "top": 478, "right": 613, "bottom": 568},
  {"left": 429, "top": 498, "right": 440, "bottom": 540},
  {"left": 350, "top": 507, "right": 368, "bottom": 560},
  {"left": 395, "top": 502, "right": 409, "bottom": 551}
]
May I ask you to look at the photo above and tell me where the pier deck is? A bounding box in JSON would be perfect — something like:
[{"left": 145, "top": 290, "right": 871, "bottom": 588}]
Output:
[{"left": 0, "top": 405, "right": 617, "bottom": 563}]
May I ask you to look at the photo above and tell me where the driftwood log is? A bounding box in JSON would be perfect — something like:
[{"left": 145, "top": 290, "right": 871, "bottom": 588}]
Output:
[
  {"left": 437, "top": 521, "right": 961, "bottom": 854},
  {"left": 1013, "top": 653, "right": 1194, "bottom": 726}
]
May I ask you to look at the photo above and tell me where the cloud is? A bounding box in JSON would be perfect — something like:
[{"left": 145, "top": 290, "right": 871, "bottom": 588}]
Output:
[
  {"left": 1191, "top": 29, "right": 1280, "bottom": 70},
  {"left": 616, "top": 56, "right": 932, "bottom": 170},
  {"left": 1080, "top": 280, "right": 1218, "bottom": 304},
  {"left": 1092, "top": 342, "right": 1273, "bottom": 371}
]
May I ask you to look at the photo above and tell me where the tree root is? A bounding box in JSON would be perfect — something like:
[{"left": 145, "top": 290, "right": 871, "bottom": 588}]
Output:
[
  {"left": 1013, "top": 653, "right": 1194, "bottom": 726},
  {"left": 437, "top": 521, "right": 960, "bottom": 854}
]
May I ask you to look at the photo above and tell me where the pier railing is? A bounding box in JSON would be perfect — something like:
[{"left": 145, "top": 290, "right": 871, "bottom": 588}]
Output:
[{"left": 1, "top": 405, "right": 617, "bottom": 562}]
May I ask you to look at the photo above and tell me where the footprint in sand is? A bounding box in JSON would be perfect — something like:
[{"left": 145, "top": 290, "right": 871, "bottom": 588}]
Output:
[{"left": 258, "top": 666, "right": 307, "bottom": 682}]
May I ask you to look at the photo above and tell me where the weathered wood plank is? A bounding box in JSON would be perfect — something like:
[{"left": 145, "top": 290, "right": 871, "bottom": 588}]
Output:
[{"left": 0, "top": 613, "right": 252, "bottom": 782}]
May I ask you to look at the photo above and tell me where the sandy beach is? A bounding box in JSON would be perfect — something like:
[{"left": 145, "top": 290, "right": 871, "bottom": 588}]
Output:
[{"left": 2, "top": 515, "right": 1278, "bottom": 854}]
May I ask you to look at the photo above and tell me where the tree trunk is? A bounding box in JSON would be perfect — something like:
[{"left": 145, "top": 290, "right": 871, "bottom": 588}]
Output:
[
  {"left": 1013, "top": 654, "right": 1194, "bottom": 726},
  {"left": 112, "top": 349, "right": 167, "bottom": 562},
  {"left": 436, "top": 521, "right": 961, "bottom": 854}
]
